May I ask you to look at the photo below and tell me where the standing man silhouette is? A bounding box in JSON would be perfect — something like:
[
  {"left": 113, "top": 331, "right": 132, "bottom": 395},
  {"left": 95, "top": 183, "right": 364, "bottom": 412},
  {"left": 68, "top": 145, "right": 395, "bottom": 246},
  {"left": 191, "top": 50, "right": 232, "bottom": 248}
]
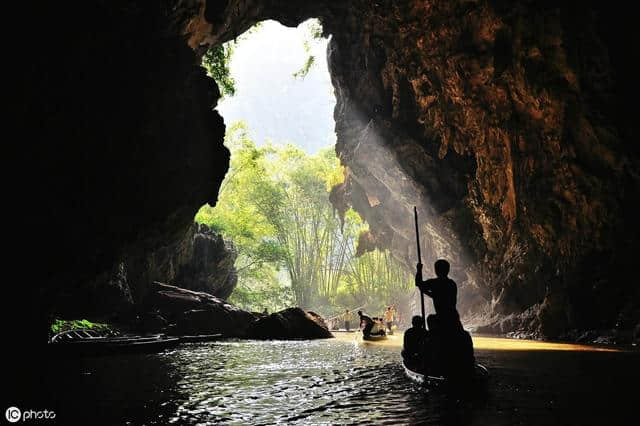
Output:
[{"left": 415, "top": 259, "right": 461, "bottom": 332}]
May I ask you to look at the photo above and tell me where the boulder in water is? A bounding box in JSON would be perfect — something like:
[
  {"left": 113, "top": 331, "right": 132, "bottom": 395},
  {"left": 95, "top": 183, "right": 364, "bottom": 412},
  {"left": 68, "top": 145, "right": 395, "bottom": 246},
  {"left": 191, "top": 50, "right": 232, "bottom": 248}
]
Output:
[
  {"left": 150, "top": 282, "right": 256, "bottom": 336},
  {"left": 246, "top": 308, "right": 333, "bottom": 340}
]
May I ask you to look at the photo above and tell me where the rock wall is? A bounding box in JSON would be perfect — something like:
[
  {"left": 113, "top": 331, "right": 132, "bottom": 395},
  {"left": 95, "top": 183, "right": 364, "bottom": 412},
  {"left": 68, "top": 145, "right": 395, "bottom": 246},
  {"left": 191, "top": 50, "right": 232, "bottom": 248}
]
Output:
[
  {"left": 128, "top": 222, "right": 238, "bottom": 302},
  {"left": 9, "top": 0, "right": 229, "bottom": 347},
  {"left": 51, "top": 223, "right": 238, "bottom": 320},
  {"left": 323, "top": 0, "right": 640, "bottom": 337}
]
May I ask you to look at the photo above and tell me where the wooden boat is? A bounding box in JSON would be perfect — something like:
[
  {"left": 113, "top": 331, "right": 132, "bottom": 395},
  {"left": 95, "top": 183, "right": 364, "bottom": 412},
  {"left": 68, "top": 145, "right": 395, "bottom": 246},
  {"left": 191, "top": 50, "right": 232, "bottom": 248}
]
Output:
[
  {"left": 49, "top": 329, "right": 180, "bottom": 356},
  {"left": 403, "top": 359, "right": 488, "bottom": 388}
]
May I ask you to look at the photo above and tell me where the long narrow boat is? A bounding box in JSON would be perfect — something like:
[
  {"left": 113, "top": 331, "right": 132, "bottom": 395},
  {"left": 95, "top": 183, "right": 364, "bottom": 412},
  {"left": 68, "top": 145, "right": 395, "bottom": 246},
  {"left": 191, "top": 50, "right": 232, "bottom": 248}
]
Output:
[
  {"left": 179, "top": 334, "right": 223, "bottom": 343},
  {"left": 403, "top": 359, "right": 488, "bottom": 388},
  {"left": 49, "top": 329, "right": 180, "bottom": 356}
]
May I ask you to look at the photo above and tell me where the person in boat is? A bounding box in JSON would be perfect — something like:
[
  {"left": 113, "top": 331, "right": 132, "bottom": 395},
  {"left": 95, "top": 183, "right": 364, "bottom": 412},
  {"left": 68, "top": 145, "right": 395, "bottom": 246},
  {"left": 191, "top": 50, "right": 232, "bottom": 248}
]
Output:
[
  {"left": 416, "top": 259, "right": 474, "bottom": 377},
  {"left": 358, "top": 310, "right": 374, "bottom": 338},
  {"left": 372, "top": 317, "right": 387, "bottom": 336},
  {"left": 384, "top": 306, "right": 394, "bottom": 332},
  {"left": 402, "top": 315, "right": 429, "bottom": 372},
  {"left": 415, "top": 259, "right": 462, "bottom": 332},
  {"left": 343, "top": 309, "right": 353, "bottom": 331}
]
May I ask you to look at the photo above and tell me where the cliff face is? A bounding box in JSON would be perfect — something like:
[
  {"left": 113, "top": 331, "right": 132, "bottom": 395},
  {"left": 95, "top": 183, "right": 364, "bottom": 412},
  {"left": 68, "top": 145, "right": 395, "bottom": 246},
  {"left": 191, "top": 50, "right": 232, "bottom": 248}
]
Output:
[
  {"left": 129, "top": 223, "right": 238, "bottom": 302},
  {"left": 323, "top": 0, "right": 640, "bottom": 337},
  {"left": 10, "top": 1, "right": 228, "bottom": 343},
  {"left": 10, "top": 0, "right": 639, "bottom": 343}
]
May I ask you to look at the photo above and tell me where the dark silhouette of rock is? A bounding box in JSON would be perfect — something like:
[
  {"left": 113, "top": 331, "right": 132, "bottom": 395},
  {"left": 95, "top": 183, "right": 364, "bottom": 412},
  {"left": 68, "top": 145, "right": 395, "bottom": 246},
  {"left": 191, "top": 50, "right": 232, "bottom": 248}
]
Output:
[
  {"left": 127, "top": 223, "right": 238, "bottom": 302},
  {"left": 52, "top": 261, "right": 135, "bottom": 321},
  {"left": 150, "top": 282, "right": 255, "bottom": 337},
  {"left": 246, "top": 308, "right": 333, "bottom": 340},
  {"left": 10, "top": 0, "right": 228, "bottom": 355},
  {"left": 48, "top": 224, "right": 238, "bottom": 324}
]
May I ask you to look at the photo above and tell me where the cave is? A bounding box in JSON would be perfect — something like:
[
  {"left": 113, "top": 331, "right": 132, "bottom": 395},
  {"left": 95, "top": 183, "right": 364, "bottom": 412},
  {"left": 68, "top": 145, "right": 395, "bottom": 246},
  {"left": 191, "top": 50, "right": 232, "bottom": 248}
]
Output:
[{"left": 9, "top": 0, "right": 640, "bottom": 418}]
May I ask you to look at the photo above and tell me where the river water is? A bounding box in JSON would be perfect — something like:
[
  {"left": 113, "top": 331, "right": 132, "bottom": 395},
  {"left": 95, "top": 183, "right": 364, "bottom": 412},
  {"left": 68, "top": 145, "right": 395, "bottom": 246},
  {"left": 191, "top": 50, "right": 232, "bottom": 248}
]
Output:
[{"left": 42, "top": 334, "right": 638, "bottom": 425}]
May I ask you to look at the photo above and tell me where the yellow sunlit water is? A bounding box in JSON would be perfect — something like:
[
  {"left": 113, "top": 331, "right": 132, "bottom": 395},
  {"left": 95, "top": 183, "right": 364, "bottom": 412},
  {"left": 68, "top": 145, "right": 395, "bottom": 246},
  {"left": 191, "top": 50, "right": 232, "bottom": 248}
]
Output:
[{"left": 332, "top": 331, "right": 621, "bottom": 352}]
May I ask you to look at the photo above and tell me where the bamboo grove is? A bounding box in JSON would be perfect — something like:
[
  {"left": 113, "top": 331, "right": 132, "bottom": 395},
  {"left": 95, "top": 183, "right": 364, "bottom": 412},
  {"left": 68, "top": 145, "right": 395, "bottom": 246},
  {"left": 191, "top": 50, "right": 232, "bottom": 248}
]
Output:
[{"left": 196, "top": 122, "right": 414, "bottom": 317}]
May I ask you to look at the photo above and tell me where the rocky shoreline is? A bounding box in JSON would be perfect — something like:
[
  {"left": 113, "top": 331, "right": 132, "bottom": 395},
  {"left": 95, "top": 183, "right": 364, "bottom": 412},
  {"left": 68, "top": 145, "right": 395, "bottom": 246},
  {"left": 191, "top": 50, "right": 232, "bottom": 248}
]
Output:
[{"left": 118, "top": 282, "right": 333, "bottom": 340}]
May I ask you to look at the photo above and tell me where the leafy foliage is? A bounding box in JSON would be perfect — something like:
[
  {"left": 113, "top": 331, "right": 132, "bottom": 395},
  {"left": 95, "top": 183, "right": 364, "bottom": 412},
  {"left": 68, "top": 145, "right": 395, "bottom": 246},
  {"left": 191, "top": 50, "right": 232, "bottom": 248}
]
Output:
[
  {"left": 202, "top": 43, "right": 236, "bottom": 98},
  {"left": 196, "top": 122, "right": 414, "bottom": 316},
  {"left": 201, "top": 22, "right": 264, "bottom": 99},
  {"left": 292, "top": 20, "right": 325, "bottom": 79},
  {"left": 50, "top": 319, "right": 115, "bottom": 335}
]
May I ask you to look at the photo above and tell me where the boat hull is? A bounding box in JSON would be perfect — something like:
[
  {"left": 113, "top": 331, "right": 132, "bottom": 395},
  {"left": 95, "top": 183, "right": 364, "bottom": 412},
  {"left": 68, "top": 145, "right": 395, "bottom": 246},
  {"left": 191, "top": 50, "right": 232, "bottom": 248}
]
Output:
[
  {"left": 48, "top": 336, "right": 181, "bottom": 357},
  {"left": 403, "top": 360, "right": 488, "bottom": 388},
  {"left": 362, "top": 333, "right": 387, "bottom": 341}
]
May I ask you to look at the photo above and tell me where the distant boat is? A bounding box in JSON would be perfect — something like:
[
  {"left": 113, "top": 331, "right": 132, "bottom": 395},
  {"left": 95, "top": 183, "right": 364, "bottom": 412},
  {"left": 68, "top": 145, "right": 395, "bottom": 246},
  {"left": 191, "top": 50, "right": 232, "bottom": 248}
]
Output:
[
  {"left": 360, "top": 319, "right": 388, "bottom": 341},
  {"left": 403, "top": 359, "right": 488, "bottom": 388}
]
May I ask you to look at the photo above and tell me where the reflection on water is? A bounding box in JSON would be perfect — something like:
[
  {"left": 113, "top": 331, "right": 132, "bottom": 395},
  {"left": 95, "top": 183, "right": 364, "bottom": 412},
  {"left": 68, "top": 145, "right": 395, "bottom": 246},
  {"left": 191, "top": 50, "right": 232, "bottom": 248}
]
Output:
[
  {"left": 333, "top": 332, "right": 623, "bottom": 352},
  {"left": 42, "top": 335, "right": 638, "bottom": 425}
]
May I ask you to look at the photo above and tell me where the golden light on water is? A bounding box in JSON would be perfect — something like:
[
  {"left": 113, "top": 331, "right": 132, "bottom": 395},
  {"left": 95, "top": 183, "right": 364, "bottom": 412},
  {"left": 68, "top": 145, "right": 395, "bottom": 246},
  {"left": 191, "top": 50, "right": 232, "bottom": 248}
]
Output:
[
  {"left": 471, "top": 336, "right": 620, "bottom": 352},
  {"left": 332, "top": 331, "right": 621, "bottom": 352}
]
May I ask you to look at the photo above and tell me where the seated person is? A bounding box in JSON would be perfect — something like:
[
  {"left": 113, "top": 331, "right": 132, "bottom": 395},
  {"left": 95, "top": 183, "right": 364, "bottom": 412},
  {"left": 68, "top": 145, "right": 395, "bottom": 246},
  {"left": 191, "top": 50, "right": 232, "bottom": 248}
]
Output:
[
  {"left": 429, "top": 315, "right": 475, "bottom": 379},
  {"left": 370, "top": 319, "right": 384, "bottom": 336},
  {"left": 402, "top": 315, "right": 429, "bottom": 372},
  {"left": 358, "top": 310, "right": 374, "bottom": 337}
]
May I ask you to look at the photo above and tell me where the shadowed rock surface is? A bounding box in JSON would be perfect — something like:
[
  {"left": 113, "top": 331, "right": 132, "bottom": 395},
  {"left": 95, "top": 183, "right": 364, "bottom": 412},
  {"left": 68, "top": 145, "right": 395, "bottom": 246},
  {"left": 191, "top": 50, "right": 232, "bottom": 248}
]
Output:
[
  {"left": 246, "top": 307, "right": 334, "bottom": 340},
  {"left": 151, "top": 282, "right": 255, "bottom": 336},
  {"left": 49, "top": 223, "right": 238, "bottom": 322},
  {"left": 128, "top": 223, "right": 238, "bottom": 302}
]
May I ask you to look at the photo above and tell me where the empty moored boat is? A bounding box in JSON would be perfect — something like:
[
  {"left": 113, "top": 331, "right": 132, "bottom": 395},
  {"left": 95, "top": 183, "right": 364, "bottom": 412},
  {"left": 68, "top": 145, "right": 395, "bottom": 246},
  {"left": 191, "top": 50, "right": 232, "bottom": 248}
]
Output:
[{"left": 49, "top": 329, "right": 180, "bottom": 356}]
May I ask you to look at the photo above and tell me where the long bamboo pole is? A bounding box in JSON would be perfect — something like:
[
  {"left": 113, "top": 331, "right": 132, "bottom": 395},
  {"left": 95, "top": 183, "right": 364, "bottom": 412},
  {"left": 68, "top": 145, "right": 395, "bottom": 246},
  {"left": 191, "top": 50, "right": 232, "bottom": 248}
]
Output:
[{"left": 414, "top": 206, "right": 425, "bottom": 327}]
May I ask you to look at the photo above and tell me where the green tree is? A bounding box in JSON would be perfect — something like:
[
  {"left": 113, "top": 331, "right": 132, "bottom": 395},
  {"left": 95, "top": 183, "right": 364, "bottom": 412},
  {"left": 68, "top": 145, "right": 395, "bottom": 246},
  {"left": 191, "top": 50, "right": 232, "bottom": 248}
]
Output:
[{"left": 196, "top": 123, "right": 289, "bottom": 311}]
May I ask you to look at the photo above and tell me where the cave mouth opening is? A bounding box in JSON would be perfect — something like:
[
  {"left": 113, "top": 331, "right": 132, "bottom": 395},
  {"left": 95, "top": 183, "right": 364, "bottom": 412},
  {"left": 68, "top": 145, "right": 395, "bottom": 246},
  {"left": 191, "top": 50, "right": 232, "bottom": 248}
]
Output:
[{"left": 195, "top": 19, "right": 417, "bottom": 320}]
